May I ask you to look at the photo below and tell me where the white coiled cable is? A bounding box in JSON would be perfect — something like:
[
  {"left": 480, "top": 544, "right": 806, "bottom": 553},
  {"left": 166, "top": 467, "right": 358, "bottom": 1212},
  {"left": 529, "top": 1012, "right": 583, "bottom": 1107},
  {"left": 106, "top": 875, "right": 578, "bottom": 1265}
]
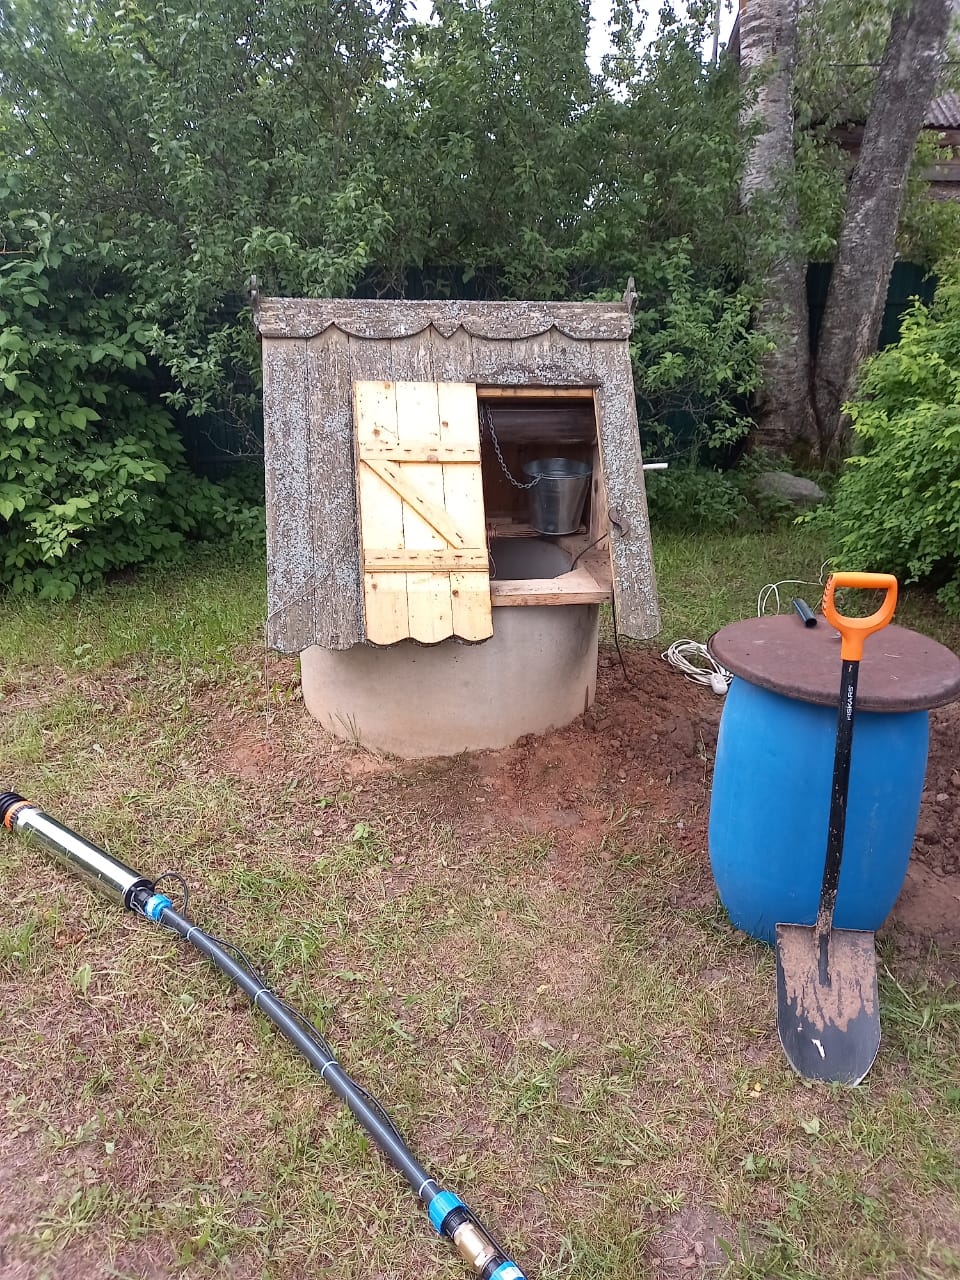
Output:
[{"left": 660, "top": 640, "right": 732, "bottom": 696}]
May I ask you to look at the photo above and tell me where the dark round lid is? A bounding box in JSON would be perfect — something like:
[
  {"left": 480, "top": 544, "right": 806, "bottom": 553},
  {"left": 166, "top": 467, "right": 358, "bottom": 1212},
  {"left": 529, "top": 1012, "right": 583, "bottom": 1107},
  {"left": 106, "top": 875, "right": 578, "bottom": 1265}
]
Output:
[{"left": 708, "top": 615, "right": 960, "bottom": 712}]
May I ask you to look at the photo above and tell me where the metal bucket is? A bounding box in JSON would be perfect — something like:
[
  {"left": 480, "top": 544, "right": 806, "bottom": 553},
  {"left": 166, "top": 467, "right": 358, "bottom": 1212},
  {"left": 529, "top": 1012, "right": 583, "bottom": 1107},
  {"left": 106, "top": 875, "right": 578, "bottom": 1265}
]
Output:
[{"left": 522, "top": 458, "right": 592, "bottom": 535}]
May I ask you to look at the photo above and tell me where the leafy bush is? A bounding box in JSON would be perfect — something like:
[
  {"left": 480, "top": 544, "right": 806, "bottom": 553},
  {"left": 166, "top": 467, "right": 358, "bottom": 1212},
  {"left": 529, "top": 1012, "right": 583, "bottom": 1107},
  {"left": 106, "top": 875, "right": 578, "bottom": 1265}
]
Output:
[
  {"left": 813, "top": 262, "right": 960, "bottom": 612},
  {"left": 644, "top": 464, "right": 749, "bottom": 532},
  {"left": 0, "top": 0, "right": 753, "bottom": 433},
  {"left": 0, "top": 204, "right": 262, "bottom": 599},
  {"left": 632, "top": 245, "right": 770, "bottom": 461}
]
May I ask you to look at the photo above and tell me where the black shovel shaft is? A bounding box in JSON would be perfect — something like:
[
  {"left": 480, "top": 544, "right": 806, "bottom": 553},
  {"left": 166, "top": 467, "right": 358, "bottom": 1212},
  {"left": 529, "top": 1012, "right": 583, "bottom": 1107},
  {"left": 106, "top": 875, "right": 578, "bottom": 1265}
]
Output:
[{"left": 816, "top": 657, "right": 860, "bottom": 940}]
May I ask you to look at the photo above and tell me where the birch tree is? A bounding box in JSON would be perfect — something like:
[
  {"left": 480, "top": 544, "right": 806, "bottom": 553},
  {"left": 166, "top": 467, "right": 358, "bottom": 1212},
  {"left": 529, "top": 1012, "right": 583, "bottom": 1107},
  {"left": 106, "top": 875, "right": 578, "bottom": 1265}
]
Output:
[
  {"left": 739, "top": 0, "right": 954, "bottom": 459},
  {"left": 738, "top": 0, "right": 817, "bottom": 452},
  {"left": 813, "top": 0, "right": 953, "bottom": 455}
]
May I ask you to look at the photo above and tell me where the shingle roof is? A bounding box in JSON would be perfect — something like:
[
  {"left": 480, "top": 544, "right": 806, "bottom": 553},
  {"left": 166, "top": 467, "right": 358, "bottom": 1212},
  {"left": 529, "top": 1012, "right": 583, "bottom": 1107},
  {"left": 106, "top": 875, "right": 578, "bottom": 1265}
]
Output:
[{"left": 253, "top": 298, "right": 634, "bottom": 341}]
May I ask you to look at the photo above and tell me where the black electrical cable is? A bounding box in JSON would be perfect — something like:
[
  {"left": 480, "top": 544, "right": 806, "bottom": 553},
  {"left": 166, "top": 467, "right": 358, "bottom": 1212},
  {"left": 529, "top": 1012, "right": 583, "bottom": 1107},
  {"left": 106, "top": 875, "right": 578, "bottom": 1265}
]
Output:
[
  {"left": 184, "top": 928, "right": 348, "bottom": 1077},
  {"left": 610, "top": 596, "right": 633, "bottom": 687},
  {"left": 568, "top": 533, "right": 608, "bottom": 571},
  {"left": 185, "top": 931, "right": 407, "bottom": 1147},
  {"left": 153, "top": 902, "right": 440, "bottom": 1200},
  {"left": 2, "top": 797, "right": 530, "bottom": 1280},
  {"left": 161, "top": 922, "right": 487, "bottom": 1239}
]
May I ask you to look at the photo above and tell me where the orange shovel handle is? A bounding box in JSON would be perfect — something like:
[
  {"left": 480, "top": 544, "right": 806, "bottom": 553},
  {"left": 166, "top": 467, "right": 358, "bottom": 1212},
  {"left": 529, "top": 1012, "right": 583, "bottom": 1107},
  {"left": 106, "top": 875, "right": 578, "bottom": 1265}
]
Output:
[{"left": 822, "top": 572, "right": 898, "bottom": 661}]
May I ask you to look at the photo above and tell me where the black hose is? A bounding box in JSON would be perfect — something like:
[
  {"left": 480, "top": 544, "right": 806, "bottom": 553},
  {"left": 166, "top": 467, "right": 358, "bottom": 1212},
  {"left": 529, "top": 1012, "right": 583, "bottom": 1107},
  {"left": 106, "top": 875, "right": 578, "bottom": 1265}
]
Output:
[
  {"left": 4, "top": 799, "right": 529, "bottom": 1280},
  {"left": 151, "top": 900, "right": 439, "bottom": 1200}
]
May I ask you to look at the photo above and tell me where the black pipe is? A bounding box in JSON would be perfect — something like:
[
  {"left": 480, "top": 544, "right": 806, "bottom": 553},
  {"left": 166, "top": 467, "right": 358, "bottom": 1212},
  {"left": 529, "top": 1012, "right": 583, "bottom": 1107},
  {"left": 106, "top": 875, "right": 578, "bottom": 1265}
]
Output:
[
  {"left": 149, "top": 898, "right": 438, "bottom": 1198},
  {"left": 3, "top": 794, "right": 528, "bottom": 1280},
  {"left": 792, "top": 597, "right": 818, "bottom": 627}
]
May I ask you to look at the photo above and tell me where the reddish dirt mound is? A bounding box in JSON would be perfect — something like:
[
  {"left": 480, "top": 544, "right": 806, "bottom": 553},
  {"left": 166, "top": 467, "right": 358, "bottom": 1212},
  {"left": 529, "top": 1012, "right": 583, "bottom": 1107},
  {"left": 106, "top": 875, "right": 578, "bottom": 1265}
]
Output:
[
  {"left": 239, "top": 644, "right": 959, "bottom": 946},
  {"left": 445, "top": 646, "right": 959, "bottom": 946}
]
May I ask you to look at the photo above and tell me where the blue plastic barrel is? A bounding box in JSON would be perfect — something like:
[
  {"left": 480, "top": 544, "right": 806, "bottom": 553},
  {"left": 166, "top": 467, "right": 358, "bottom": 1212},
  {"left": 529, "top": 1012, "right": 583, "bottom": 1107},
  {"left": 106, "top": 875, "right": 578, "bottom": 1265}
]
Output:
[{"left": 708, "top": 677, "right": 929, "bottom": 945}]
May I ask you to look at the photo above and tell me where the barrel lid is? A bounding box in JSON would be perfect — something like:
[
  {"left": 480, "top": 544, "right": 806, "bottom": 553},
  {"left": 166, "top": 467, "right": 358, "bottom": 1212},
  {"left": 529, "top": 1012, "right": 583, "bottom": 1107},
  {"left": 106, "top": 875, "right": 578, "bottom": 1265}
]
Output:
[{"left": 708, "top": 615, "right": 960, "bottom": 712}]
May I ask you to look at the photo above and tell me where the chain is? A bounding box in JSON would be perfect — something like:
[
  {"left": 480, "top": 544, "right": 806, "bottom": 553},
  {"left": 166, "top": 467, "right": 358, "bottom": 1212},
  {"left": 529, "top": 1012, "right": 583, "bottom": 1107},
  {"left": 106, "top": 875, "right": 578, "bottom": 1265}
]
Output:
[{"left": 481, "top": 405, "right": 541, "bottom": 489}]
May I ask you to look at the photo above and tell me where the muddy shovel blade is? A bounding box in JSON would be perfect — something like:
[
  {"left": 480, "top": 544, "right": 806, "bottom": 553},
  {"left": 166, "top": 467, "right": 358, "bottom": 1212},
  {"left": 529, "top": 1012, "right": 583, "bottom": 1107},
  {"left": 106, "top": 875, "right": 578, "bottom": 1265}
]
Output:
[{"left": 775, "top": 923, "right": 880, "bottom": 1085}]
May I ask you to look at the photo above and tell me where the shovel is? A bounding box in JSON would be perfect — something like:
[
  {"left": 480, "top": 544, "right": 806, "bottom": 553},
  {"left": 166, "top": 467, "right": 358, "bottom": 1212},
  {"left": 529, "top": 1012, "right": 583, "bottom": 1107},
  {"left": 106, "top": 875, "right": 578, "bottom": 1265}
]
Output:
[{"left": 775, "top": 571, "right": 899, "bottom": 1085}]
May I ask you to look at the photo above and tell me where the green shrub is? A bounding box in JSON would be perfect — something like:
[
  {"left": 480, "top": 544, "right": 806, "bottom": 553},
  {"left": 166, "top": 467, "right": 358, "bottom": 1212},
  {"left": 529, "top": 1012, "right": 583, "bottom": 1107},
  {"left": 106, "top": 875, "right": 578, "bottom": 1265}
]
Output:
[
  {"left": 813, "top": 261, "right": 960, "bottom": 612},
  {"left": 644, "top": 463, "right": 749, "bottom": 532},
  {"left": 0, "top": 204, "right": 261, "bottom": 599},
  {"left": 632, "top": 244, "right": 770, "bottom": 461}
]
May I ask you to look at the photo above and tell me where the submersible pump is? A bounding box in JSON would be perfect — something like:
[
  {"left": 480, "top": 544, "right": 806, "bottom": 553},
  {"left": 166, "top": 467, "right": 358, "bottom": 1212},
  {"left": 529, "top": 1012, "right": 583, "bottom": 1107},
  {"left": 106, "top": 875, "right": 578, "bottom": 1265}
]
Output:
[{"left": 1, "top": 792, "right": 528, "bottom": 1280}]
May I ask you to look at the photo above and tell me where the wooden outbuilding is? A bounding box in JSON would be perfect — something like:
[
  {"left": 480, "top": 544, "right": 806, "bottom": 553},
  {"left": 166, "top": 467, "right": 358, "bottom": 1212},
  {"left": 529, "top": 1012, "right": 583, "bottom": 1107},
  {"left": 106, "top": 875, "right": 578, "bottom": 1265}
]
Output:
[{"left": 254, "top": 287, "right": 660, "bottom": 657}]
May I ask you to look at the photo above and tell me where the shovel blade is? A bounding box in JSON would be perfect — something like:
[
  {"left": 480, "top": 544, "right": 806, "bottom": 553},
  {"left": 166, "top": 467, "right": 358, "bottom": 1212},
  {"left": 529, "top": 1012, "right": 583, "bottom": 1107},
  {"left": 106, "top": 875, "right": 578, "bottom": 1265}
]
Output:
[{"left": 775, "top": 923, "right": 880, "bottom": 1085}]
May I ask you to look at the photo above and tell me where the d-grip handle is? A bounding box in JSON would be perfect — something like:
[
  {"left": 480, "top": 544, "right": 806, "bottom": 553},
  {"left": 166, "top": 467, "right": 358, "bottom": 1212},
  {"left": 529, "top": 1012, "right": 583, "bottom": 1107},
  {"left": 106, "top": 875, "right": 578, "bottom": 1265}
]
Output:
[{"left": 822, "top": 571, "right": 898, "bottom": 661}]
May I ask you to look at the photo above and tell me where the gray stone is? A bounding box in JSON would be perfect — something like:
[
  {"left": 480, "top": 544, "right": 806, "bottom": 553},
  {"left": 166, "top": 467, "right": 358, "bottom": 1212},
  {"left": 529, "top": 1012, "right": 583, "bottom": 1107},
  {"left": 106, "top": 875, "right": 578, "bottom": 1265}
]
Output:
[{"left": 756, "top": 470, "right": 827, "bottom": 508}]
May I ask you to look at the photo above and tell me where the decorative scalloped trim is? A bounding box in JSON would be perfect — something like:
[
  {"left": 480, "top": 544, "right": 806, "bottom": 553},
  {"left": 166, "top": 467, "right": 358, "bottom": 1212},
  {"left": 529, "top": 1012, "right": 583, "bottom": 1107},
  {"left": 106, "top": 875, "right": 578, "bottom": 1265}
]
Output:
[{"left": 255, "top": 299, "right": 632, "bottom": 342}]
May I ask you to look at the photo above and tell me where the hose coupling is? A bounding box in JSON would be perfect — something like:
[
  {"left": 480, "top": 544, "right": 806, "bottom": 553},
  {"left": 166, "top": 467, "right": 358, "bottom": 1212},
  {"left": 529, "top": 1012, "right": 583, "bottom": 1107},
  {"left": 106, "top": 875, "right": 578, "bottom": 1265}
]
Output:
[
  {"left": 426, "top": 1192, "right": 527, "bottom": 1279},
  {"left": 143, "top": 893, "right": 174, "bottom": 922},
  {"left": 1, "top": 792, "right": 35, "bottom": 830}
]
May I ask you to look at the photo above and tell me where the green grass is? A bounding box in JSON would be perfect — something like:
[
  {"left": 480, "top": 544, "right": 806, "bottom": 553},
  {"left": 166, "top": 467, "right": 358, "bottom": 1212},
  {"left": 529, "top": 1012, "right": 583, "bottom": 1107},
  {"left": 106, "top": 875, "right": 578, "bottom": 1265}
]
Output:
[
  {"left": 0, "top": 547, "right": 266, "bottom": 674},
  {"left": 651, "top": 525, "right": 960, "bottom": 651},
  {"left": 0, "top": 529, "right": 958, "bottom": 1280}
]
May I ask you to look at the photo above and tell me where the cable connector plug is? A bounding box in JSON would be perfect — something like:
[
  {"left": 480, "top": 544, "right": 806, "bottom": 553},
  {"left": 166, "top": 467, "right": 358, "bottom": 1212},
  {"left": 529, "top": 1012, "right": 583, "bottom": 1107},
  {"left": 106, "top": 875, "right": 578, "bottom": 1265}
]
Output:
[{"left": 662, "top": 641, "right": 731, "bottom": 695}]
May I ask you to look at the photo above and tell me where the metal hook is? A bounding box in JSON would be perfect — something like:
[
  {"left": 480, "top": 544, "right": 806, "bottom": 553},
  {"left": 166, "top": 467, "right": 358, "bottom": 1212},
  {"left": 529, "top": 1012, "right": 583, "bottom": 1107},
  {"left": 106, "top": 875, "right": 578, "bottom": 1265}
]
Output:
[{"left": 608, "top": 507, "right": 630, "bottom": 538}]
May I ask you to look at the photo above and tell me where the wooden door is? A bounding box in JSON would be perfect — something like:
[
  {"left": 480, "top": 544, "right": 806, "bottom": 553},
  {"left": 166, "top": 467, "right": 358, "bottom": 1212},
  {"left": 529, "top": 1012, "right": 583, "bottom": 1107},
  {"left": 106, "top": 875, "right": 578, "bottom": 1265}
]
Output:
[{"left": 353, "top": 380, "right": 493, "bottom": 645}]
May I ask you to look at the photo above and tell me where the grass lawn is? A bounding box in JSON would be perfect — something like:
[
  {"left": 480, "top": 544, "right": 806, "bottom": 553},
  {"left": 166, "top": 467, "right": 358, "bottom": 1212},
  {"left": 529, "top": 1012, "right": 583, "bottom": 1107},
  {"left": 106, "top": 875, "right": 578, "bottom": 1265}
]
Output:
[{"left": 1, "top": 524, "right": 958, "bottom": 1280}]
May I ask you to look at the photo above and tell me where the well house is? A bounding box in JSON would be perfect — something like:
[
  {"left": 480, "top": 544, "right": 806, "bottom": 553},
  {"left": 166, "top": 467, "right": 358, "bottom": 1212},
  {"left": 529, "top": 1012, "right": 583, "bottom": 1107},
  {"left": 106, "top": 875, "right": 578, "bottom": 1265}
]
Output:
[{"left": 255, "top": 288, "right": 660, "bottom": 756}]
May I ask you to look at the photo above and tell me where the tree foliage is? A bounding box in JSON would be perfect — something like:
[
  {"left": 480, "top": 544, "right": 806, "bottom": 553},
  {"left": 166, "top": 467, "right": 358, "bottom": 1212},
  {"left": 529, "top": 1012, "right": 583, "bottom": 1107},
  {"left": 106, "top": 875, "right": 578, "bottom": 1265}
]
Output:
[
  {"left": 793, "top": 0, "right": 959, "bottom": 266},
  {"left": 0, "top": 0, "right": 409, "bottom": 422},
  {"left": 813, "top": 258, "right": 960, "bottom": 612},
  {"left": 1, "top": 0, "right": 958, "bottom": 590},
  {"left": 740, "top": 0, "right": 958, "bottom": 457},
  {"left": 0, "top": 1, "right": 765, "bottom": 439},
  {"left": 0, "top": 191, "right": 261, "bottom": 598}
]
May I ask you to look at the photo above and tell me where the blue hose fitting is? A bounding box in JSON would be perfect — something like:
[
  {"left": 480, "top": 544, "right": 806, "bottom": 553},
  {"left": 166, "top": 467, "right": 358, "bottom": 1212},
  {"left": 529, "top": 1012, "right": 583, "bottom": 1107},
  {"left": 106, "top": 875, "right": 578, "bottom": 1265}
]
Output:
[
  {"left": 427, "top": 1189, "right": 465, "bottom": 1235},
  {"left": 143, "top": 893, "right": 173, "bottom": 922},
  {"left": 489, "top": 1265, "right": 527, "bottom": 1280}
]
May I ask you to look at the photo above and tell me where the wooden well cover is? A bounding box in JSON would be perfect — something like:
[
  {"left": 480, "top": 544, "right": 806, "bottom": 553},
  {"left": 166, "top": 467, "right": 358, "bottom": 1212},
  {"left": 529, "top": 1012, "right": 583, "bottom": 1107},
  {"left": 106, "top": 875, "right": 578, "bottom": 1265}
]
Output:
[{"left": 353, "top": 380, "right": 493, "bottom": 644}]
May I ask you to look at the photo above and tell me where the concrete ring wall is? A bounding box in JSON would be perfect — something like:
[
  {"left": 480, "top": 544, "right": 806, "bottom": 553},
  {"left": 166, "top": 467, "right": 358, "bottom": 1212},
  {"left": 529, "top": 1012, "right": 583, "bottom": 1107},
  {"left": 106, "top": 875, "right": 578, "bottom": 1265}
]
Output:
[{"left": 300, "top": 604, "right": 600, "bottom": 758}]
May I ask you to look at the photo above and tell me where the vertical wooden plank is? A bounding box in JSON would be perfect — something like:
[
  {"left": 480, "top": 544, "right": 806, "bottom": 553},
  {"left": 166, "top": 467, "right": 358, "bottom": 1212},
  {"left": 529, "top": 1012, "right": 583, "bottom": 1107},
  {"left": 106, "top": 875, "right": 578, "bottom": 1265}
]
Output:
[
  {"left": 587, "top": 438, "right": 610, "bottom": 548},
  {"left": 395, "top": 381, "right": 454, "bottom": 642},
  {"left": 307, "top": 329, "right": 363, "bottom": 649},
  {"left": 592, "top": 342, "right": 660, "bottom": 639},
  {"left": 353, "top": 336, "right": 393, "bottom": 381},
  {"left": 354, "top": 381, "right": 409, "bottom": 644},
  {"left": 438, "top": 382, "right": 493, "bottom": 641},
  {"left": 466, "top": 335, "right": 516, "bottom": 386},
  {"left": 586, "top": 392, "right": 610, "bottom": 549},
  {"left": 262, "top": 338, "right": 313, "bottom": 653},
  {"left": 390, "top": 331, "right": 436, "bottom": 382},
  {"left": 390, "top": 333, "right": 451, "bottom": 640},
  {"left": 429, "top": 328, "right": 475, "bottom": 383}
]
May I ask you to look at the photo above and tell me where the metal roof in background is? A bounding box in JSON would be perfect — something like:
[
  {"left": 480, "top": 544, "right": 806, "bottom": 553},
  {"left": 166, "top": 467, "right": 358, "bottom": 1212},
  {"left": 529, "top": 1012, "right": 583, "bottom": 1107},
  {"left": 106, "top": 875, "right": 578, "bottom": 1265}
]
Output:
[{"left": 926, "top": 93, "right": 960, "bottom": 128}]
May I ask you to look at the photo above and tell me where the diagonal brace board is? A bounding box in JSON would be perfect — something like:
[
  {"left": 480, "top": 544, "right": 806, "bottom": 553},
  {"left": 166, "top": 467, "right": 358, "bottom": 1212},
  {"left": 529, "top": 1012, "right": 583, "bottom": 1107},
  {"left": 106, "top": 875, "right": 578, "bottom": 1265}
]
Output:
[
  {"left": 360, "top": 457, "right": 468, "bottom": 549},
  {"left": 353, "top": 380, "right": 492, "bottom": 644}
]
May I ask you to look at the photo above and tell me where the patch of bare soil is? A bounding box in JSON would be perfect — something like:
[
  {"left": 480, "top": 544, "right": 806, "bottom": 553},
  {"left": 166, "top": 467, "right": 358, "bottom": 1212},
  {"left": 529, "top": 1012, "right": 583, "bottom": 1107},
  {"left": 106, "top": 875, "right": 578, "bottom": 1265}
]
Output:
[
  {"left": 888, "top": 702, "right": 960, "bottom": 943},
  {"left": 648, "top": 1204, "right": 736, "bottom": 1277},
  {"left": 224, "top": 645, "right": 959, "bottom": 950},
  {"left": 464, "top": 647, "right": 719, "bottom": 886}
]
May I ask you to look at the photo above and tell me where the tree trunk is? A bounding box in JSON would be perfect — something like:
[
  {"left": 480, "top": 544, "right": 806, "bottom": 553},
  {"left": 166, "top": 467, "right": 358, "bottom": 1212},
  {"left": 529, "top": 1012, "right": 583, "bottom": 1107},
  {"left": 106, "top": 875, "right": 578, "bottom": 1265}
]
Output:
[
  {"left": 739, "top": 0, "right": 818, "bottom": 455},
  {"left": 813, "top": 0, "right": 951, "bottom": 458}
]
